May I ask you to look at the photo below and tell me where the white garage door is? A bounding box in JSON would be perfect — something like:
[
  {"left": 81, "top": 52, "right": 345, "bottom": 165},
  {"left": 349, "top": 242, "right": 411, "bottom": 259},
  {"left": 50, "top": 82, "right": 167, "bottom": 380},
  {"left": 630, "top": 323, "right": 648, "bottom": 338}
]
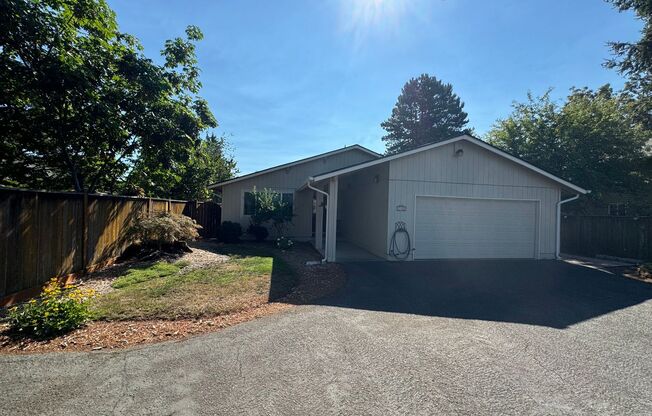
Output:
[{"left": 414, "top": 197, "right": 538, "bottom": 259}]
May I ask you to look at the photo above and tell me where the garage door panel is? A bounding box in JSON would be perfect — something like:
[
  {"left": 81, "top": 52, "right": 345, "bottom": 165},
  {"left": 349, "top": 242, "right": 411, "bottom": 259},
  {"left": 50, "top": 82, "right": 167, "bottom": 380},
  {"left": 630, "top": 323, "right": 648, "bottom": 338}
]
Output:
[{"left": 414, "top": 197, "right": 537, "bottom": 259}]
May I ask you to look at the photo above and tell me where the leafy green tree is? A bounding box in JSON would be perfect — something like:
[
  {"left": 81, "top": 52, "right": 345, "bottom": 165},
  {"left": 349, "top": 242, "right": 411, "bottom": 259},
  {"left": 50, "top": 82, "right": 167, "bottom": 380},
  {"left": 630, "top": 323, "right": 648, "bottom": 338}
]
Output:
[
  {"left": 176, "top": 134, "right": 238, "bottom": 201},
  {"left": 0, "top": 0, "right": 232, "bottom": 197},
  {"left": 605, "top": 0, "right": 652, "bottom": 129},
  {"left": 381, "top": 74, "right": 470, "bottom": 154},
  {"left": 126, "top": 133, "right": 237, "bottom": 200},
  {"left": 486, "top": 86, "right": 651, "bottom": 212}
]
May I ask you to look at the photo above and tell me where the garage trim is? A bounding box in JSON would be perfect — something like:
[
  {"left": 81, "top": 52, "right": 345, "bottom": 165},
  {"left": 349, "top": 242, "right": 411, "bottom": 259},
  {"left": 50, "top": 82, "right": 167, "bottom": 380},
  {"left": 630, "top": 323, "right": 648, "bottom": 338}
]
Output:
[{"left": 412, "top": 195, "right": 541, "bottom": 260}]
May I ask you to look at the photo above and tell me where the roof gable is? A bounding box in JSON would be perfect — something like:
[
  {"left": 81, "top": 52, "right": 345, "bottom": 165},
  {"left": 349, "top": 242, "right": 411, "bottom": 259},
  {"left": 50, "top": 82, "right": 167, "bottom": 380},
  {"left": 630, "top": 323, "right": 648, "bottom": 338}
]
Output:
[{"left": 310, "top": 135, "right": 588, "bottom": 194}]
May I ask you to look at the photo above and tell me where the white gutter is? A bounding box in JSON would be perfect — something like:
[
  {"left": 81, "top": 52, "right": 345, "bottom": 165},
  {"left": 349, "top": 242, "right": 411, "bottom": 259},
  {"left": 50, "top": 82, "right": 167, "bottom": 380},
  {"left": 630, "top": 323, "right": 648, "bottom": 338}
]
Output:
[
  {"left": 556, "top": 193, "right": 585, "bottom": 259},
  {"left": 306, "top": 178, "right": 329, "bottom": 263}
]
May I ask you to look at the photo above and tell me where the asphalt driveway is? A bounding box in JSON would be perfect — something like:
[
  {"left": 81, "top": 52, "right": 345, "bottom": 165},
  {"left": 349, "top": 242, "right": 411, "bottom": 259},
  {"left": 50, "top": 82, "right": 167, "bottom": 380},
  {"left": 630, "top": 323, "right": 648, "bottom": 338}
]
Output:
[{"left": 2, "top": 260, "right": 652, "bottom": 415}]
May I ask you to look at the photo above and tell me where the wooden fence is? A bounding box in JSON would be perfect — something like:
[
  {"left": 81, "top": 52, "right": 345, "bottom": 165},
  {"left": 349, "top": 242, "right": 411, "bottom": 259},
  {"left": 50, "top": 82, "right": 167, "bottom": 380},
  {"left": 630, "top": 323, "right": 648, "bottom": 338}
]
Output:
[
  {"left": 0, "top": 188, "right": 220, "bottom": 302},
  {"left": 561, "top": 215, "right": 652, "bottom": 261},
  {"left": 184, "top": 201, "right": 221, "bottom": 238}
]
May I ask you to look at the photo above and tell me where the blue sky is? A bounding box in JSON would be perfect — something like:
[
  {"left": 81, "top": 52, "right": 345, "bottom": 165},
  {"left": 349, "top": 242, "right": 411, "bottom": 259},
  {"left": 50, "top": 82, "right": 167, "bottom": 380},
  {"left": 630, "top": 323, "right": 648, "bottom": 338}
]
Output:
[{"left": 108, "top": 0, "right": 642, "bottom": 174}]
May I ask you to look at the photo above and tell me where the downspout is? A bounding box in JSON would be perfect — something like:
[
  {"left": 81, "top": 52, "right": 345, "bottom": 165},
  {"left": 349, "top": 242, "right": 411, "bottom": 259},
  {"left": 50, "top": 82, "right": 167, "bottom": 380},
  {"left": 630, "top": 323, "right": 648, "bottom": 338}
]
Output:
[
  {"left": 306, "top": 178, "right": 329, "bottom": 263},
  {"left": 556, "top": 194, "right": 581, "bottom": 259}
]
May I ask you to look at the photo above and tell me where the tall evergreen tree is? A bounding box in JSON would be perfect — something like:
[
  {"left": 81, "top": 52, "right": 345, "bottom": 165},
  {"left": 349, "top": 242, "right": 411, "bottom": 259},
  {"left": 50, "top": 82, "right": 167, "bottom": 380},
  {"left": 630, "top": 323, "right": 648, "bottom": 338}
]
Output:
[
  {"left": 605, "top": 0, "right": 652, "bottom": 129},
  {"left": 381, "top": 74, "right": 470, "bottom": 154}
]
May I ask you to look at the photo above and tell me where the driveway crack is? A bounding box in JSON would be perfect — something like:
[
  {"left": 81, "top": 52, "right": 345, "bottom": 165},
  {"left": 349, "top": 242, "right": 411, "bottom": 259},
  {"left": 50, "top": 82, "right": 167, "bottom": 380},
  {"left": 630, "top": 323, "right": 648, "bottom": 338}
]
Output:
[
  {"left": 522, "top": 341, "right": 571, "bottom": 389},
  {"left": 111, "top": 353, "right": 130, "bottom": 415},
  {"left": 235, "top": 344, "right": 244, "bottom": 380}
]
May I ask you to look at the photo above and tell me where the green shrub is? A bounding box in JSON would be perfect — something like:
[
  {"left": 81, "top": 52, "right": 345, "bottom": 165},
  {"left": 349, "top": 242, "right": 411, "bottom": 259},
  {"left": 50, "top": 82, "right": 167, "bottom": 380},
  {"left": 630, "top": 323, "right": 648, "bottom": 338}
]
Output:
[
  {"left": 128, "top": 211, "right": 201, "bottom": 248},
  {"left": 220, "top": 221, "right": 242, "bottom": 243},
  {"left": 8, "top": 279, "right": 96, "bottom": 338},
  {"left": 248, "top": 188, "right": 293, "bottom": 237},
  {"left": 247, "top": 224, "right": 269, "bottom": 241}
]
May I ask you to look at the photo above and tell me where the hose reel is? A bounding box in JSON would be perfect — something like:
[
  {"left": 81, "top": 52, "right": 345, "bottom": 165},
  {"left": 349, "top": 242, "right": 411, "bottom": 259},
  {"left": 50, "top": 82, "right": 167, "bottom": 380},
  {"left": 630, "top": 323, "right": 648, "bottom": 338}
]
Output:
[{"left": 389, "top": 221, "right": 411, "bottom": 260}]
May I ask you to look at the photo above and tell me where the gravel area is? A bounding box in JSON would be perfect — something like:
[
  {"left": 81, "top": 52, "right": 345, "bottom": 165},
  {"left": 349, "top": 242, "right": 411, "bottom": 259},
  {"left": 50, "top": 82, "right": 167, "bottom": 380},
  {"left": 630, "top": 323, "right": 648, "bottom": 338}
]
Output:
[{"left": 181, "top": 240, "right": 230, "bottom": 271}]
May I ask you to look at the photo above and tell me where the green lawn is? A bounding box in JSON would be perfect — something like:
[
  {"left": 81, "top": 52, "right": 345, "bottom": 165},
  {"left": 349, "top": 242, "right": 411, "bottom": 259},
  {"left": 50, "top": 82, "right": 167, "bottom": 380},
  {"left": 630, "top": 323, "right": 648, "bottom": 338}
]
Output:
[
  {"left": 91, "top": 246, "right": 297, "bottom": 320},
  {"left": 111, "top": 261, "right": 190, "bottom": 289}
]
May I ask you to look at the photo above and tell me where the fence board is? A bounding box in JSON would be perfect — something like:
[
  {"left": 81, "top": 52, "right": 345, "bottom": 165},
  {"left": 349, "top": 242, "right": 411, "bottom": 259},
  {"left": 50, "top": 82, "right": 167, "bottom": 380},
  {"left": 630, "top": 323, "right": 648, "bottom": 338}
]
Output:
[
  {"left": 14, "top": 194, "right": 38, "bottom": 294},
  {"left": 151, "top": 200, "right": 168, "bottom": 213},
  {"left": 184, "top": 201, "right": 221, "bottom": 238},
  {"left": 170, "top": 201, "right": 187, "bottom": 215},
  {"left": 561, "top": 215, "right": 652, "bottom": 261},
  {"left": 0, "top": 193, "right": 8, "bottom": 297},
  {"left": 0, "top": 189, "right": 214, "bottom": 300}
]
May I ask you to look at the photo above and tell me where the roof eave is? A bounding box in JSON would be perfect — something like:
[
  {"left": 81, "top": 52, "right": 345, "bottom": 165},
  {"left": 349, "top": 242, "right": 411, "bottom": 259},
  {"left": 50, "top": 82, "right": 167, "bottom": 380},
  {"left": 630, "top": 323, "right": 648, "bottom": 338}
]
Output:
[{"left": 207, "top": 144, "right": 380, "bottom": 189}]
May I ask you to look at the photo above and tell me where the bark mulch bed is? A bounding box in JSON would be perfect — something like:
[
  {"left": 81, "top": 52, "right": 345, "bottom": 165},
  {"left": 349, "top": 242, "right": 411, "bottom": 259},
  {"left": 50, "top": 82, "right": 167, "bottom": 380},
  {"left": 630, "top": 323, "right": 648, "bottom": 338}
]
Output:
[{"left": 0, "top": 241, "right": 345, "bottom": 354}]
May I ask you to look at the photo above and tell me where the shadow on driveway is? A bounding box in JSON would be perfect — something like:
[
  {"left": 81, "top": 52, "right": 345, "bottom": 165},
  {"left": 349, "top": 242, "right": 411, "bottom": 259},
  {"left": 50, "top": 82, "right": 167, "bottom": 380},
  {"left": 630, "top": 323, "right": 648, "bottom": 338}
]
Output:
[{"left": 315, "top": 260, "right": 652, "bottom": 329}]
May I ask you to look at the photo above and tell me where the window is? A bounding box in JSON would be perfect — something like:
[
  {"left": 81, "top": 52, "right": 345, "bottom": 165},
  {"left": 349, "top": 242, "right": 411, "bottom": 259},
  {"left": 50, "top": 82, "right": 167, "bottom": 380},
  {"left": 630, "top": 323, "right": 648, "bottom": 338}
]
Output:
[
  {"left": 281, "top": 192, "right": 293, "bottom": 215},
  {"left": 608, "top": 203, "right": 627, "bottom": 217},
  {"left": 243, "top": 191, "right": 293, "bottom": 216},
  {"left": 244, "top": 192, "right": 256, "bottom": 216}
]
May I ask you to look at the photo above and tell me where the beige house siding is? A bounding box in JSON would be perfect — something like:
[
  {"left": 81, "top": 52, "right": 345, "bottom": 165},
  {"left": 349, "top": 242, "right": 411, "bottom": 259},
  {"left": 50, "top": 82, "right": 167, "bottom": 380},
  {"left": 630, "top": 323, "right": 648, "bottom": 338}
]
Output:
[
  {"left": 386, "top": 140, "right": 562, "bottom": 259},
  {"left": 220, "top": 148, "right": 377, "bottom": 239},
  {"left": 337, "top": 163, "right": 390, "bottom": 258}
]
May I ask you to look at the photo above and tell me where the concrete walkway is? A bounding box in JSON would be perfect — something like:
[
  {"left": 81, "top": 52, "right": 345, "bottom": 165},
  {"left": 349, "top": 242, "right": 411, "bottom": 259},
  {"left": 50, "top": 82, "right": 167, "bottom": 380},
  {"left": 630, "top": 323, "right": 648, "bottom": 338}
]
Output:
[
  {"left": 561, "top": 254, "right": 638, "bottom": 271},
  {"left": 2, "top": 260, "right": 652, "bottom": 415}
]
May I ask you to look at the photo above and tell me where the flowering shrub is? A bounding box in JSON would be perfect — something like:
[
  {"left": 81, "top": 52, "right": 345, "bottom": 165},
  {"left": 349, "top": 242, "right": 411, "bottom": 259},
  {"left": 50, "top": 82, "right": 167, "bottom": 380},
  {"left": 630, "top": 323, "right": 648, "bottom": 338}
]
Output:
[
  {"left": 8, "top": 279, "right": 96, "bottom": 338},
  {"left": 276, "top": 236, "right": 294, "bottom": 250}
]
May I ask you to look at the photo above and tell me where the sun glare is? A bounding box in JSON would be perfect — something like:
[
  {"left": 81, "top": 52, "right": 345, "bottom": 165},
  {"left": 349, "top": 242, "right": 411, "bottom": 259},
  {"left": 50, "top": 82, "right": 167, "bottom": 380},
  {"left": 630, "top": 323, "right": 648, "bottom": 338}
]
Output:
[
  {"left": 351, "top": 0, "right": 408, "bottom": 26},
  {"left": 340, "top": 0, "right": 418, "bottom": 46}
]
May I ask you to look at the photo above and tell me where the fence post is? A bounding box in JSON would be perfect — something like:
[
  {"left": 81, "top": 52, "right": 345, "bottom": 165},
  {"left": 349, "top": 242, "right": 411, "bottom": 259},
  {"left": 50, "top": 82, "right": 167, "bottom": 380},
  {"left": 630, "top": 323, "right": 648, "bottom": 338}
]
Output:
[
  {"left": 147, "top": 197, "right": 152, "bottom": 215},
  {"left": 167, "top": 198, "right": 171, "bottom": 213},
  {"left": 81, "top": 193, "right": 88, "bottom": 272}
]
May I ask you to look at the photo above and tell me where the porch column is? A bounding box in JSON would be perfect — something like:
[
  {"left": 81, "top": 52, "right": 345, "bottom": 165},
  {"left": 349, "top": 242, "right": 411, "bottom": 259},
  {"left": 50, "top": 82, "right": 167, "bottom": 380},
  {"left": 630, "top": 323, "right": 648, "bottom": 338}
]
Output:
[
  {"left": 315, "top": 191, "right": 324, "bottom": 252},
  {"left": 325, "top": 176, "right": 338, "bottom": 262}
]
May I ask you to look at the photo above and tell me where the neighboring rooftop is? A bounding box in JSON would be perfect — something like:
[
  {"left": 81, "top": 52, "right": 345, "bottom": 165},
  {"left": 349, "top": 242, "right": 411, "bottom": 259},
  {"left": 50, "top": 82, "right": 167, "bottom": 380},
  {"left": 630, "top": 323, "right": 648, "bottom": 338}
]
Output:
[{"left": 208, "top": 144, "right": 380, "bottom": 188}]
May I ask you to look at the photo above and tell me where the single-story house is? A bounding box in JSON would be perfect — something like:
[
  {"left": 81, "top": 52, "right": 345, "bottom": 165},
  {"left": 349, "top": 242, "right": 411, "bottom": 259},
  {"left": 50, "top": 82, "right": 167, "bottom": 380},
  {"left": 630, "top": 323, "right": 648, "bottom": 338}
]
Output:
[{"left": 210, "top": 134, "right": 588, "bottom": 262}]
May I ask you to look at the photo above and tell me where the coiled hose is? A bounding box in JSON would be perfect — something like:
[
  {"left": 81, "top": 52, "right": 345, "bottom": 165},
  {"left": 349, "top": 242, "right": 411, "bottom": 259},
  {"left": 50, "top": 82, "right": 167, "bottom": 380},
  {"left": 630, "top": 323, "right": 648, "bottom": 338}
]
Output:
[{"left": 389, "top": 221, "right": 411, "bottom": 260}]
